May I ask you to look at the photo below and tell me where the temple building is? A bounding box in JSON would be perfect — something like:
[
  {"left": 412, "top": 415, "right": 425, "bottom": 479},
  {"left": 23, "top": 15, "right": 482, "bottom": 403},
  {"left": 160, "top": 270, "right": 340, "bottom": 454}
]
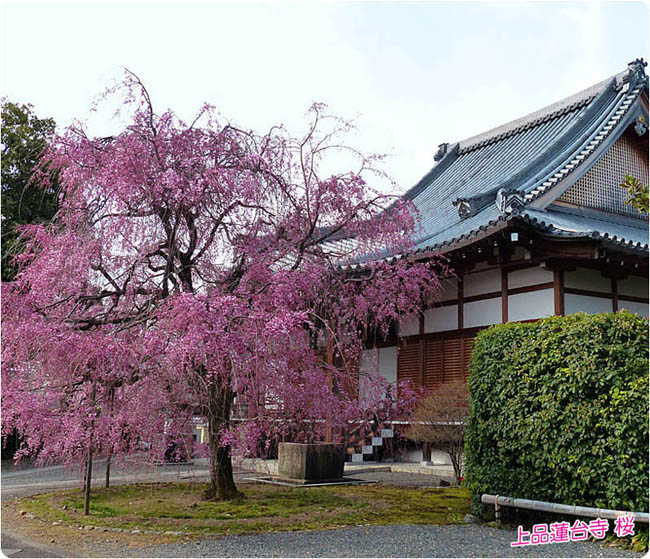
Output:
[{"left": 358, "top": 59, "right": 648, "bottom": 450}]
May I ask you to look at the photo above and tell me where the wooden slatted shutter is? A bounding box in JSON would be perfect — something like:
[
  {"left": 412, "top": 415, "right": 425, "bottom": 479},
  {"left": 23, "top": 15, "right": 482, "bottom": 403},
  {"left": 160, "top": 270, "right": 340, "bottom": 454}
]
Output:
[
  {"left": 462, "top": 336, "right": 475, "bottom": 380},
  {"left": 442, "top": 337, "right": 464, "bottom": 382},
  {"left": 397, "top": 339, "right": 420, "bottom": 387},
  {"left": 424, "top": 339, "right": 443, "bottom": 390},
  {"left": 397, "top": 332, "right": 478, "bottom": 391}
]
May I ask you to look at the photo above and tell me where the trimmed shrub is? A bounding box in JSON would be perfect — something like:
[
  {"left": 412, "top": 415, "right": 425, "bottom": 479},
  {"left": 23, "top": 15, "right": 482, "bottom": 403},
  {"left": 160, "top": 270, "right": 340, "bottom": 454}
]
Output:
[{"left": 464, "top": 311, "right": 649, "bottom": 516}]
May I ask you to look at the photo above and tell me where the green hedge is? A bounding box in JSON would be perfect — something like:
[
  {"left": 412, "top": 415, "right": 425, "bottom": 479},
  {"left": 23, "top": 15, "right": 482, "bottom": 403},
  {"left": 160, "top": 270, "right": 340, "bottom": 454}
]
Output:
[{"left": 464, "top": 311, "right": 649, "bottom": 516}]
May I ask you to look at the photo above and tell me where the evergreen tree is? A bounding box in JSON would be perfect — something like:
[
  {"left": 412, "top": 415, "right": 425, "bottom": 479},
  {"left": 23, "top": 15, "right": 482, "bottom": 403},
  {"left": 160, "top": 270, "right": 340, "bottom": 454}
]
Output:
[{"left": 2, "top": 100, "right": 59, "bottom": 281}]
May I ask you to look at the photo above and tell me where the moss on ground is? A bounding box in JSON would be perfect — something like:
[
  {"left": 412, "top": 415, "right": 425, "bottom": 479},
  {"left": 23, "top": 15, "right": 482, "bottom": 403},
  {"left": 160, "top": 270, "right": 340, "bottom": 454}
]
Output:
[{"left": 17, "top": 482, "right": 470, "bottom": 539}]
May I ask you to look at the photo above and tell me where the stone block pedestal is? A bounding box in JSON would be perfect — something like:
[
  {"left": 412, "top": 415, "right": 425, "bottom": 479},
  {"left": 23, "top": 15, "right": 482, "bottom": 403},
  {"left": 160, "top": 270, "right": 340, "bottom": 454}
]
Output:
[{"left": 277, "top": 442, "right": 344, "bottom": 482}]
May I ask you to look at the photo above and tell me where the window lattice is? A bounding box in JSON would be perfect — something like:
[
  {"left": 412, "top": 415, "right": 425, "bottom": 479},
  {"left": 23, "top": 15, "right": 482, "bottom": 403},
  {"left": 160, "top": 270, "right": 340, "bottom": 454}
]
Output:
[{"left": 557, "top": 131, "right": 648, "bottom": 218}]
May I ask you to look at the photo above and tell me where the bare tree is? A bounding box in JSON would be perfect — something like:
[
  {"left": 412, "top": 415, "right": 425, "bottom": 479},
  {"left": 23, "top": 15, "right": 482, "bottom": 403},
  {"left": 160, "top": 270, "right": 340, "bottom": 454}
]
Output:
[{"left": 405, "top": 381, "right": 468, "bottom": 482}]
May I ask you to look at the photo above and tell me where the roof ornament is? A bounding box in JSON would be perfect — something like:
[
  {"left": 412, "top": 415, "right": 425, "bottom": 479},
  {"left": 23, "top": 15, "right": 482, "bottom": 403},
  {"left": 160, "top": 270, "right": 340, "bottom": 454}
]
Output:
[
  {"left": 635, "top": 115, "right": 648, "bottom": 136},
  {"left": 452, "top": 198, "right": 475, "bottom": 219},
  {"left": 627, "top": 58, "right": 647, "bottom": 91},
  {"left": 495, "top": 188, "right": 525, "bottom": 214},
  {"left": 434, "top": 142, "right": 449, "bottom": 162}
]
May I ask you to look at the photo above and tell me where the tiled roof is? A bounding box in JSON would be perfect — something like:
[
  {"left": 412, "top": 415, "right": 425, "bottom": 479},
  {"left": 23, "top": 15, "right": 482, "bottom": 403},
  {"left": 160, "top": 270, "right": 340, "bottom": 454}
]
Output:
[
  {"left": 521, "top": 208, "right": 649, "bottom": 251},
  {"left": 405, "top": 59, "right": 649, "bottom": 255},
  {"left": 457, "top": 76, "right": 610, "bottom": 153}
]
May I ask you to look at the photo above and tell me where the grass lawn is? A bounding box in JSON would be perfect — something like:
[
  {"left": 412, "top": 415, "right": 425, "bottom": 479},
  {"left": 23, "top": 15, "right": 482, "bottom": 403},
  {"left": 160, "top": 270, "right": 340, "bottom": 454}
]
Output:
[{"left": 17, "top": 481, "right": 470, "bottom": 539}]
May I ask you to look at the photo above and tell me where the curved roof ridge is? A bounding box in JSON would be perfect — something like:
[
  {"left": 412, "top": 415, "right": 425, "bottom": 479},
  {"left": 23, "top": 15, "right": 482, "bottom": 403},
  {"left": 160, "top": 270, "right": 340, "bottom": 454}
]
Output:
[{"left": 456, "top": 71, "right": 626, "bottom": 153}]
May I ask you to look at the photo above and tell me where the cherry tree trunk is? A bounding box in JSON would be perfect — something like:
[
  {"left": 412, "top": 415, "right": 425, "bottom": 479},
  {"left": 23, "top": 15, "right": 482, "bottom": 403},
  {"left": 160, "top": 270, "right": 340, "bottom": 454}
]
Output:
[
  {"left": 203, "top": 385, "right": 242, "bottom": 501},
  {"left": 84, "top": 449, "right": 93, "bottom": 515},
  {"left": 105, "top": 452, "right": 111, "bottom": 488}
]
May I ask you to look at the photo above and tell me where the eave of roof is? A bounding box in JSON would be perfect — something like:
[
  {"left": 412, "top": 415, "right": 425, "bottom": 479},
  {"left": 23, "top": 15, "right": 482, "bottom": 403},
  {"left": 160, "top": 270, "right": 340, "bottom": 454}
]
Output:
[{"left": 411, "top": 208, "right": 649, "bottom": 258}]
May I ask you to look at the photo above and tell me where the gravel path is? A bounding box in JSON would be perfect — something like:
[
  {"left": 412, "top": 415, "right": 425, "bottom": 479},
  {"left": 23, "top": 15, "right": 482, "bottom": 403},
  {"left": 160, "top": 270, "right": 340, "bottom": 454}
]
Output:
[
  {"left": 3, "top": 466, "right": 644, "bottom": 558},
  {"left": 118, "top": 524, "right": 643, "bottom": 558}
]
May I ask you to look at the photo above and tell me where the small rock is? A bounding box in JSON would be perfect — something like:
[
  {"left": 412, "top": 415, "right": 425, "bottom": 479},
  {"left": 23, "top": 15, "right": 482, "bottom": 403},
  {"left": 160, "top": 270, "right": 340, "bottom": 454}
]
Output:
[
  {"left": 61, "top": 505, "right": 68, "bottom": 510},
  {"left": 131, "top": 529, "right": 141, "bottom": 534},
  {"left": 52, "top": 521, "right": 62, "bottom": 526},
  {"left": 25, "top": 513, "right": 35, "bottom": 519},
  {"left": 50, "top": 539, "right": 55, "bottom": 544},
  {"left": 19, "top": 510, "right": 26, "bottom": 516},
  {"left": 463, "top": 513, "right": 480, "bottom": 524}
]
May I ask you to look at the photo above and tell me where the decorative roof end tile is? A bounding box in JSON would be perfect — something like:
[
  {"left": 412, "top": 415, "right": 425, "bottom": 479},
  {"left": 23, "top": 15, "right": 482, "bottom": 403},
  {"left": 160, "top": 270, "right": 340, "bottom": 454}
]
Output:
[
  {"left": 433, "top": 142, "right": 450, "bottom": 162},
  {"left": 627, "top": 58, "right": 648, "bottom": 91}
]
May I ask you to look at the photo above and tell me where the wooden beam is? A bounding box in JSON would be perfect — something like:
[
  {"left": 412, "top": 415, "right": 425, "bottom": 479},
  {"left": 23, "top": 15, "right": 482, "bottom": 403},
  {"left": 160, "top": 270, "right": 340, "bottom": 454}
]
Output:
[
  {"left": 422, "top": 281, "right": 556, "bottom": 310},
  {"left": 618, "top": 293, "right": 649, "bottom": 304},
  {"left": 463, "top": 291, "right": 502, "bottom": 304},
  {"left": 531, "top": 240, "right": 600, "bottom": 260},
  {"left": 509, "top": 282, "right": 555, "bottom": 295},
  {"left": 554, "top": 270, "right": 565, "bottom": 316},
  {"left": 564, "top": 287, "right": 613, "bottom": 300},
  {"left": 563, "top": 286, "right": 648, "bottom": 304}
]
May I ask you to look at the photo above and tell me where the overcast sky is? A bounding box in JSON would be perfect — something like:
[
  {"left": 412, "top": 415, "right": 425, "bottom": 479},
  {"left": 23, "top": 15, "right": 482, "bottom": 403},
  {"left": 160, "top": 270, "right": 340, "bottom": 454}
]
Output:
[{"left": 2, "top": 1, "right": 648, "bottom": 193}]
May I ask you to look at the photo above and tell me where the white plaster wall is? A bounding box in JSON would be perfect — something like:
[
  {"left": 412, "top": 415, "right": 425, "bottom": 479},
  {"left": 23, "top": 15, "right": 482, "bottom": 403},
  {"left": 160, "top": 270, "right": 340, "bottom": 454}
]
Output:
[
  {"left": 618, "top": 275, "right": 649, "bottom": 298},
  {"left": 377, "top": 347, "right": 398, "bottom": 384},
  {"left": 359, "top": 348, "right": 378, "bottom": 375},
  {"left": 463, "top": 297, "right": 501, "bottom": 328},
  {"left": 423, "top": 305, "right": 458, "bottom": 333},
  {"left": 508, "top": 288, "right": 554, "bottom": 322},
  {"left": 618, "top": 301, "right": 649, "bottom": 318},
  {"left": 359, "top": 348, "right": 378, "bottom": 406},
  {"left": 565, "top": 267, "right": 611, "bottom": 293},
  {"left": 463, "top": 268, "right": 501, "bottom": 297},
  {"left": 471, "top": 261, "right": 492, "bottom": 272},
  {"left": 436, "top": 278, "right": 458, "bottom": 302},
  {"left": 359, "top": 347, "right": 398, "bottom": 404},
  {"left": 508, "top": 266, "right": 553, "bottom": 289},
  {"left": 511, "top": 246, "right": 532, "bottom": 260},
  {"left": 403, "top": 447, "right": 452, "bottom": 465},
  {"left": 398, "top": 314, "right": 420, "bottom": 337},
  {"left": 565, "top": 293, "right": 612, "bottom": 315}
]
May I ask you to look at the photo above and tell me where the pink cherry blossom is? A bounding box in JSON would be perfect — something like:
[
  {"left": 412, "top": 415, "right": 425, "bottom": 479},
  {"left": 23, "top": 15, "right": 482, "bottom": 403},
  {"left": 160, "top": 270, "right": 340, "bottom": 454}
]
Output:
[{"left": 2, "top": 71, "right": 444, "bottom": 501}]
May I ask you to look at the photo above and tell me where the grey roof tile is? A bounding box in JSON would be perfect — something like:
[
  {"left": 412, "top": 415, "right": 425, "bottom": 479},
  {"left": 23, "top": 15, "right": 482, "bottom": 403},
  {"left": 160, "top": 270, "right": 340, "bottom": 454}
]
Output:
[
  {"left": 457, "top": 73, "right": 623, "bottom": 152},
  {"left": 522, "top": 208, "right": 649, "bottom": 250},
  {"left": 404, "top": 60, "right": 648, "bottom": 255}
]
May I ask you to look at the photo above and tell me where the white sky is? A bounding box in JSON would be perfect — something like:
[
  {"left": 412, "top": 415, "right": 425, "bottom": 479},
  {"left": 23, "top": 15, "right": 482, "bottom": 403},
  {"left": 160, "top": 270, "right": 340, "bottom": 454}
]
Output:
[{"left": 2, "top": 0, "right": 648, "bottom": 193}]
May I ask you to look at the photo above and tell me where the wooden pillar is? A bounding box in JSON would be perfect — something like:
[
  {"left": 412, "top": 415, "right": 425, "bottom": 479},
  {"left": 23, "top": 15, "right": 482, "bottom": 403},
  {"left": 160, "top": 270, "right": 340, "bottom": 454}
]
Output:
[
  {"left": 501, "top": 269, "right": 508, "bottom": 323},
  {"left": 457, "top": 275, "right": 464, "bottom": 330},
  {"left": 612, "top": 278, "right": 618, "bottom": 312},
  {"left": 422, "top": 442, "right": 432, "bottom": 463},
  {"left": 418, "top": 338, "right": 425, "bottom": 388},
  {"left": 553, "top": 270, "right": 565, "bottom": 316}
]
